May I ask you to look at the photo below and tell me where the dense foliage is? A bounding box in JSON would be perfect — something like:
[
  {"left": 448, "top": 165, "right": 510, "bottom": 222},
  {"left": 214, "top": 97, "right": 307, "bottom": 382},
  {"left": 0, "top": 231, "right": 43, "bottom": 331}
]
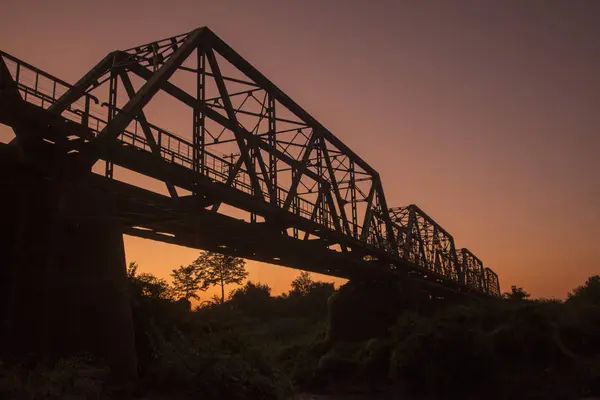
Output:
[{"left": 1, "top": 267, "right": 599, "bottom": 399}]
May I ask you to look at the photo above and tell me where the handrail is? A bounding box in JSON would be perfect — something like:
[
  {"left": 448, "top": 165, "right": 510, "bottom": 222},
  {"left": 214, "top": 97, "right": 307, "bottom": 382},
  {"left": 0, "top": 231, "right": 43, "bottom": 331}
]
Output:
[{"left": 1, "top": 50, "right": 100, "bottom": 106}]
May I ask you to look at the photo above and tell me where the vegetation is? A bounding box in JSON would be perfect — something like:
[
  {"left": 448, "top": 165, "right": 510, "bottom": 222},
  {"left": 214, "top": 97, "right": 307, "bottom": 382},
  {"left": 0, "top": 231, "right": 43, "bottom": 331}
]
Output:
[
  {"left": 568, "top": 275, "right": 600, "bottom": 305},
  {"left": 1, "top": 253, "right": 599, "bottom": 399},
  {"left": 128, "top": 261, "right": 173, "bottom": 300},
  {"left": 191, "top": 251, "right": 249, "bottom": 303},
  {"left": 122, "top": 267, "right": 332, "bottom": 399},
  {"left": 502, "top": 285, "right": 531, "bottom": 300},
  {"left": 290, "top": 271, "right": 335, "bottom": 298},
  {"left": 170, "top": 264, "right": 205, "bottom": 302}
]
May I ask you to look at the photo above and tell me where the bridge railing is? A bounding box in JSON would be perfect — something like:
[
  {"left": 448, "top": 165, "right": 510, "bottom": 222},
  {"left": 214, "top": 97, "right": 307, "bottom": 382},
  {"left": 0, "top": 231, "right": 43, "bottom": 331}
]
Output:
[
  {"left": 1, "top": 51, "right": 105, "bottom": 130},
  {"left": 2, "top": 52, "right": 344, "bottom": 232},
  {"left": 90, "top": 112, "right": 339, "bottom": 229}
]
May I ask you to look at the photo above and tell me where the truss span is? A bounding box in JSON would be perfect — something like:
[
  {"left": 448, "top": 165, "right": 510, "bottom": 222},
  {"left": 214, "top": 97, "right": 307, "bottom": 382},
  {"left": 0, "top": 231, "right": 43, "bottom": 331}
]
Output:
[{"left": 0, "top": 27, "right": 500, "bottom": 297}]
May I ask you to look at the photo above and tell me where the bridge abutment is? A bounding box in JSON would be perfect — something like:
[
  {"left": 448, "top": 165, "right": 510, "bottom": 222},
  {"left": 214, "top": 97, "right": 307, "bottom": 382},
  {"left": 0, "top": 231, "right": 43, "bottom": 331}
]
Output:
[{"left": 0, "top": 145, "right": 137, "bottom": 386}]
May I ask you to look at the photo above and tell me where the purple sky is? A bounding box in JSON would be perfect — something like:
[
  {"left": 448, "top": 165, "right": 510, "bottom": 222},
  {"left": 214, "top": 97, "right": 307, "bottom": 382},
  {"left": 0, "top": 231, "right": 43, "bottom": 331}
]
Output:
[{"left": 1, "top": 0, "right": 598, "bottom": 298}]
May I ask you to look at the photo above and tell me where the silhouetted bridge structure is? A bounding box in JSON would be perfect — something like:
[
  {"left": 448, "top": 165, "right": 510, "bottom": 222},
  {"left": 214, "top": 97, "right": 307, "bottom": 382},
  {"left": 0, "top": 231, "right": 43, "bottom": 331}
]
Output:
[{"left": 0, "top": 27, "right": 500, "bottom": 379}]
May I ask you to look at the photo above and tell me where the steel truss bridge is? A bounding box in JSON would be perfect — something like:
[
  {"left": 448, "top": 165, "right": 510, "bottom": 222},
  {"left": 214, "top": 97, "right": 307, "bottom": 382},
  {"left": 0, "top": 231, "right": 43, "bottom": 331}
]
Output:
[{"left": 0, "top": 27, "right": 500, "bottom": 298}]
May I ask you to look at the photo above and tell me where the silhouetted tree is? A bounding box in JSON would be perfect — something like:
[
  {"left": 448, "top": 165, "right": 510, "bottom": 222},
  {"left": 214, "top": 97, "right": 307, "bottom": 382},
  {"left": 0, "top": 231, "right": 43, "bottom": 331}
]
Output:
[
  {"left": 170, "top": 264, "right": 206, "bottom": 301},
  {"left": 289, "top": 271, "right": 335, "bottom": 297},
  {"left": 126, "top": 261, "right": 138, "bottom": 280},
  {"left": 192, "top": 251, "right": 248, "bottom": 303},
  {"left": 137, "top": 273, "right": 173, "bottom": 300},
  {"left": 568, "top": 274, "right": 600, "bottom": 305},
  {"left": 503, "top": 285, "right": 530, "bottom": 301},
  {"left": 230, "top": 281, "right": 272, "bottom": 300},
  {"left": 287, "top": 271, "right": 336, "bottom": 319},
  {"left": 229, "top": 281, "right": 272, "bottom": 316},
  {"left": 126, "top": 261, "right": 172, "bottom": 300},
  {"left": 290, "top": 271, "right": 315, "bottom": 296}
]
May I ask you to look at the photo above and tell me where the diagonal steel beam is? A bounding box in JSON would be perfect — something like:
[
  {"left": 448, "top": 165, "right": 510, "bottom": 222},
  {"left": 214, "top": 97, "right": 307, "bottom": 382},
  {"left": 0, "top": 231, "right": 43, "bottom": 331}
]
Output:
[
  {"left": 400, "top": 210, "right": 412, "bottom": 262},
  {"left": 210, "top": 156, "right": 244, "bottom": 212},
  {"left": 119, "top": 72, "right": 178, "bottom": 198},
  {"left": 205, "top": 48, "right": 263, "bottom": 199},
  {"left": 83, "top": 28, "right": 208, "bottom": 169},
  {"left": 49, "top": 52, "right": 116, "bottom": 114},
  {"left": 127, "top": 63, "right": 325, "bottom": 184},
  {"left": 206, "top": 28, "right": 377, "bottom": 177},
  {"left": 374, "top": 180, "right": 398, "bottom": 251},
  {"left": 321, "top": 140, "right": 351, "bottom": 236},
  {"left": 254, "top": 148, "right": 276, "bottom": 199},
  {"left": 414, "top": 219, "right": 426, "bottom": 267},
  {"left": 303, "top": 186, "right": 324, "bottom": 240},
  {"left": 324, "top": 187, "right": 343, "bottom": 235},
  {"left": 359, "top": 182, "right": 376, "bottom": 241},
  {"left": 282, "top": 133, "right": 319, "bottom": 211}
]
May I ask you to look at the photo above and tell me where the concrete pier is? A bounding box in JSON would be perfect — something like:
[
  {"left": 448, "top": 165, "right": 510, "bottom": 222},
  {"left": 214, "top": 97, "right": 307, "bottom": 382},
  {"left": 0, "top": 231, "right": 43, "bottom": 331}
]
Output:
[{"left": 0, "top": 145, "right": 137, "bottom": 385}]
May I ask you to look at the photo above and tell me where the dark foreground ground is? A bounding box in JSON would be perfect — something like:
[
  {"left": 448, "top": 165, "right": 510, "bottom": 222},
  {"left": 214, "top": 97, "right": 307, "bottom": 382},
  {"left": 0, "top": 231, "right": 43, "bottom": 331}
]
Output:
[{"left": 1, "top": 275, "right": 599, "bottom": 400}]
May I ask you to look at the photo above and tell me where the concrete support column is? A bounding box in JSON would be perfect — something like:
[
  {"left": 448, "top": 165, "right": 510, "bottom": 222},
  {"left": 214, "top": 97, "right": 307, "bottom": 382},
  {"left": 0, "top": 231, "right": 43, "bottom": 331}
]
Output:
[{"left": 0, "top": 145, "right": 137, "bottom": 386}]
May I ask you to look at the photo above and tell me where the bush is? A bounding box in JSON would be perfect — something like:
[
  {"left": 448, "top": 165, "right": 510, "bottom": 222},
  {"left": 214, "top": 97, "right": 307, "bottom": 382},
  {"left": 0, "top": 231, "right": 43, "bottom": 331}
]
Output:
[
  {"left": 568, "top": 275, "right": 600, "bottom": 306},
  {"left": 137, "top": 325, "right": 294, "bottom": 399},
  {"left": 0, "top": 356, "right": 108, "bottom": 399},
  {"left": 229, "top": 281, "right": 273, "bottom": 318},
  {"left": 387, "top": 298, "right": 600, "bottom": 399}
]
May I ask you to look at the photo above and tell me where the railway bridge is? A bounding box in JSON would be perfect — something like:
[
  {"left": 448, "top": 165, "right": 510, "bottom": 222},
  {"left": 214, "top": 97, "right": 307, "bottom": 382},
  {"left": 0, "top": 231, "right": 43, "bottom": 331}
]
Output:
[{"left": 0, "top": 27, "right": 500, "bottom": 380}]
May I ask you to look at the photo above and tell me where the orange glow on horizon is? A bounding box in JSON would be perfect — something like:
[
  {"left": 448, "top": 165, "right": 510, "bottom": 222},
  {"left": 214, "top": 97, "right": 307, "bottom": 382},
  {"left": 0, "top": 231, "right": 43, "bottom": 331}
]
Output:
[{"left": 123, "top": 235, "right": 347, "bottom": 302}]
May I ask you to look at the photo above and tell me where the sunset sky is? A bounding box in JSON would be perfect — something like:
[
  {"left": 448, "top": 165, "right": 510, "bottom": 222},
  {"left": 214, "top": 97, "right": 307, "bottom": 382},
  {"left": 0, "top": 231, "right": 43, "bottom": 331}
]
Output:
[{"left": 1, "top": 0, "right": 598, "bottom": 299}]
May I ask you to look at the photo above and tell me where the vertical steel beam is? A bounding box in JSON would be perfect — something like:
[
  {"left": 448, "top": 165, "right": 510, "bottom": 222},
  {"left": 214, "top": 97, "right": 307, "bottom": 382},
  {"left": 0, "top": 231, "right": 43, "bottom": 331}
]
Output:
[
  {"left": 349, "top": 161, "right": 358, "bottom": 238},
  {"left": 250, "top": 144, "right": 257, "bottom": 223},
  {"left": 433, "top": 225, "right": 440, "bottom": 274},
  {"left": 321, "top": 141, "right": 351, "bottom": 236},
  {"left": 105, "top": 69, "right": 119, "bottom": 179},
  {"left": 359, "top": 183, "right": 376, "bottom": 241},
  {"left": 403, "top": 206, "right": 415, "bottom": 264},
  {"left": 205, "top": 48, "right": 263, "bottom": 199},
  {"left": 282, "top": 133, "right": 318, "bottom": 211},
  {"left": 316, "top": 139, "right": 324, "bottom": 226},
  {"left": 452, "top": 242, "right": 462, "bottom": 284},
  {"left": 193, "top": 48, "right": 206, "bottom": 175},
  {"left": 324, "top": 189, "right": 343, "bottom": 235},
  {"left": 267, "top": 94, "right": 277, "bottom": 204},
  {"left": 373, "top": 181, "right": 397, "bottom": 253}
]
